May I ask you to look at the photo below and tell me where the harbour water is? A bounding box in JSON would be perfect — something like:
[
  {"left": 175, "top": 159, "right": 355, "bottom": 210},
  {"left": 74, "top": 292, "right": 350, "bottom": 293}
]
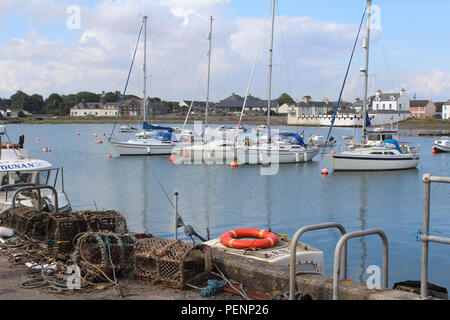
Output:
[{"left": 6, "top": 123, "right": 450, "bottom": 290}]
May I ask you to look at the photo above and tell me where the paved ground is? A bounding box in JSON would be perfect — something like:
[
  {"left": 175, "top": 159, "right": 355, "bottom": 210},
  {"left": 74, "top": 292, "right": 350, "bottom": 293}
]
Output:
[{"left": 0, "top": 257, "right": 238, "bottom": 301}]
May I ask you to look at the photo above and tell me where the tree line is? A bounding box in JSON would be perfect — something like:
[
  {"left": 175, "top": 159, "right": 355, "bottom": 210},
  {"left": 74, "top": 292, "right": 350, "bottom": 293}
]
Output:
[{"left": 0, "top": 90, "right": 297, "bottom": 116}]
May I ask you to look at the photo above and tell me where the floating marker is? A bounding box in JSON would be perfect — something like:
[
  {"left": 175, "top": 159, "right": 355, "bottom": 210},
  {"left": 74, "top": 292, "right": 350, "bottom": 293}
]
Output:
[
  {"left": 432, "top": 148, "right": 436, "bottom": 154},
  {"left": 107, "top": 154, "right": 112, "bottom": 158},
  {"left": 230, "top": 161, "right": 239, "bottom": 168},
  {"left": 98, "top": 140, "right": 103, "bottom": 144},
  {"left": 321, "top": 169, "right": 329, "bottom": 175},
  {"left": 331, "top": 151, "right": 336, "bottom": 154},
  {"left": 169, "top": 156, "right": 174, "bottom": 163},
  {"left": 94, "top": 133, "right": 98, "bottom": 137},
  {"left": 77, "top": 132, "right": 81, "bottom": 136},
  {"left": 36, "top": 138, "right": 40, "bottom": 142}
]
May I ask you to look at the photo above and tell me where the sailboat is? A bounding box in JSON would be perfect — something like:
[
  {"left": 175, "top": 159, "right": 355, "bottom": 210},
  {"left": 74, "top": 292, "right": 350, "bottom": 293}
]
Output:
[
  {"left": 324, "top": 0, "right": 419, "bottom": 171},
  {"left": 240, "top": 0, "right": 319, "bottom": 164},
  {"left": 109, "top": 16, "right": 176, "bottom": 156}
]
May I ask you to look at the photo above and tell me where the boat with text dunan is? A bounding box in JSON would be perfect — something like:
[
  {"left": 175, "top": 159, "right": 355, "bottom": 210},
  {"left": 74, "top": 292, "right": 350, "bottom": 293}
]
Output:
[{"left": 0, "top": 126, "right": 71, "bottom": 215}]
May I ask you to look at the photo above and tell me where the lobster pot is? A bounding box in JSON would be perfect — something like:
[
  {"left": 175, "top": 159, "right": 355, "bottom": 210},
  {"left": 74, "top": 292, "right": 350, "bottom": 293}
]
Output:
[
  {"left": 73, "top": 210, "right": 127, "bottom": 234},
  {"left": 46, "top": 213, "right": 88, "bottom": 259},
  {"left": 71, "top": 232, "right": 137, "bottom": 281},
  {"left": 1, "top": 207, "right": 49, "bottom": 241},
  {"left": 134, "top": 237, "right": 210, "bottom": 289}
]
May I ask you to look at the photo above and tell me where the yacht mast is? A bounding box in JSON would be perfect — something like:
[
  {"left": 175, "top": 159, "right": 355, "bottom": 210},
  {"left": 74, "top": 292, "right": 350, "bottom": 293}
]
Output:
[
  {"left": 205, "top": 16, "right": 213, "bottom": 129},
  {"left": 267, "top": 0, "right": 275, "bottom": 142},
  {"left": 361, "top": 0, "right": 371, "bottom": 144},
  {"left": 143, "top": 15, "right": 148, "bottom": 123}
]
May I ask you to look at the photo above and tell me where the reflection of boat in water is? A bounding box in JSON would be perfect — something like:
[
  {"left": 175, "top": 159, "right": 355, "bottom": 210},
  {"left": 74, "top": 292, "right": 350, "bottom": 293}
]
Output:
[
  {"left": 0, "top": 126, "right": 71, "bottom": 215},
  {"left": 433, "top": 139, "right": 450, "bottom": 153}
]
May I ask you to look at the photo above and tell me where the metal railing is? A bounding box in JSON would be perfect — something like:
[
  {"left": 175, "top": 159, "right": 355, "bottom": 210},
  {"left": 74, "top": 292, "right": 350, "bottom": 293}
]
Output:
[
  {"left": 420, "top": 174, "right": 450, "bottom": 299},
  {"left": 333, "top": 229, "right": 389, "bottom": 300},
  {"left": 12, "top": 185, "right": 59, "bottom": 214},
  {"left": 289, "top": 222, "right": 347, "bottom": 300}
]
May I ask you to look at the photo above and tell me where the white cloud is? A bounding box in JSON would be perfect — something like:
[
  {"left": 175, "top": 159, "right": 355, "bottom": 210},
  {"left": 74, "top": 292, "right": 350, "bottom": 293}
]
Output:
[{"left": 0, "top": 0, "right": 447, "bottom": 104}]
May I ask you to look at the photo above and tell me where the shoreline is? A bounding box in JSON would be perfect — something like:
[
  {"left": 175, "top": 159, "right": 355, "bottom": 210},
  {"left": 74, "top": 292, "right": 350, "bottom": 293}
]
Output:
[{"left": 2, "top": 116, "right": 449, "bottom": 132}]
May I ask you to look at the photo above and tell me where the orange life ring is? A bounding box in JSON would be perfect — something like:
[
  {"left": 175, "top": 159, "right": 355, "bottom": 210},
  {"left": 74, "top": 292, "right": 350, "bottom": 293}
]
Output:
[{"left": 220, "top": 229, "right": 278, "bottom": 249}]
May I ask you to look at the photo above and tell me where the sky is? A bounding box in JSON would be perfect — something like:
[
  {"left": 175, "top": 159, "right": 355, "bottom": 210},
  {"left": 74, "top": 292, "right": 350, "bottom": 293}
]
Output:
[{"left": 0, "top": 0, "right": 449, "bottom": 103}]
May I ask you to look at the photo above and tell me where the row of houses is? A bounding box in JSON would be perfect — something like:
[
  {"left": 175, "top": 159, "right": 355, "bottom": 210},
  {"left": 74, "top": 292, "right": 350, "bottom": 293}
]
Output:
[{"left": 0, "top": 88, "right": 438, "bottom": 120}]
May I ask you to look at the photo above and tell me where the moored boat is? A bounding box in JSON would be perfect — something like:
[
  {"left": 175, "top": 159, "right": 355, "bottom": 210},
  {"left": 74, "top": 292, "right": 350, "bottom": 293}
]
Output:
[{"left": 433, "top": 139, "right": 450, "bottom": 153}]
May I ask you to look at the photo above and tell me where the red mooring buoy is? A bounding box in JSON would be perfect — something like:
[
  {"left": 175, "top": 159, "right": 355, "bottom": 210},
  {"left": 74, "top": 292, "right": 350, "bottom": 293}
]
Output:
[{"left": 321, "top": 169, "right": 329, "bottom": 175}]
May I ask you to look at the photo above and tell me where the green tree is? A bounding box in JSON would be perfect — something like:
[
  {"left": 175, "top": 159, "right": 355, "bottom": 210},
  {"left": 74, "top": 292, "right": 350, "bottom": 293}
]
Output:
[
  {"left": 278, "top": 93, "right": 295, "bottom": 105},
  {"left": 44, "top": 93, "right": 64, "bottom": 115},
  {"left": 10, "top": 90, "right": 29, "bottom": 109}
]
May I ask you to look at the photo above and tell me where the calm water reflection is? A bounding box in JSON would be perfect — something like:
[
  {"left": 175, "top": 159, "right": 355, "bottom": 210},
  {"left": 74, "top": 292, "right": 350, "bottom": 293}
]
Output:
[{"left": 5, "top": 123, "right": 450, "bottom": 289}]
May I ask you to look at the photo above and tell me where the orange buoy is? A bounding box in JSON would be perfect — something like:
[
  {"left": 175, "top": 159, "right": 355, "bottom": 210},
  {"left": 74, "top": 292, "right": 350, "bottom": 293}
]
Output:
[
  {"left": 36, "top": 138, "right": 40, "bottom": 142},
  {"left": 432, "top": 148, "right": 436, "bottom": 154},
  {"left": 230, "top": 161, "right": 239, "bottom": 168},
  {"left": 98, "top": 140, "right": 103, "bottom": 144},
  {"left": 331, "top": 151, "right": 336, "bottom": 154},
  {"left": 321, "top": 168, "right": 329, "bottom": 175},
  {"left": 77, "top": 132, "right": 81, "bottom": 136},
  {"left": 169, "top": 156, "right": 174, "bottom": 163},
  {"left": 220, "top": 229, "right": 278, "bottom": 249},
  {"left": 107, "top": 154, "right": 112, "bottom": 158},
  {"left": 94, "top": 133, "right": 98, "bottom": 137}
]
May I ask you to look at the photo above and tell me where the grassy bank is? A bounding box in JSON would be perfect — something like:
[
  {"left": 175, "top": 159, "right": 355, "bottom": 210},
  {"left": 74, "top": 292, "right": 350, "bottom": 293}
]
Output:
[{"left": 1, "top": 115, "right": 448, "bottom": 130}]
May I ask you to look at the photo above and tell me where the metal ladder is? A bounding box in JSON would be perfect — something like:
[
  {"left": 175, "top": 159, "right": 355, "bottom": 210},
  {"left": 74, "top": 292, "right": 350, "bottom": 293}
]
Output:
[
  {"left": 289, "top": 223, "right": 389, "bottom": 300},
  {"left": 420, "top": 174, "right": 450, "bottom": 299}
]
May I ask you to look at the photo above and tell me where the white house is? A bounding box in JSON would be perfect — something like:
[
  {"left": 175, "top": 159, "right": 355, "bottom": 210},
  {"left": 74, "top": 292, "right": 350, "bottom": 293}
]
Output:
[
  {"left": 278, "top": 103, "right": 295, "bottom": 114},
  {"left": 371, "top": 88, "right": 410, "bottom": 112},
  {"left": 443, "top": 100, "right": 450, "bottom": 120}
]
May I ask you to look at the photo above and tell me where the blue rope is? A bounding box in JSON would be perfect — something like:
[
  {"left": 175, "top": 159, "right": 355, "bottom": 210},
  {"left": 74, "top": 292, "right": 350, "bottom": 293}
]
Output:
[
  {"left": 326, "top": 5, "right": 367, "bottom": 143},
  {"left": 108, "top": 20, "right": 144, "bottom": 142},
  {"left": 200, "top": 279, "right": 225, "bottom": 297}
]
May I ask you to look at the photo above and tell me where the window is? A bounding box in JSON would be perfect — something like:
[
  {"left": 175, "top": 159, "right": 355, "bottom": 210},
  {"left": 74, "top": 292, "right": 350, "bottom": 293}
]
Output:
[
  {"left": 38, "top": 171, "right": 50, "bottom": 185},
  {"left": 370, "top": 152, "right": 382, "bottom": 154},
  {"left": 11, "top": 172, "right": 32, "bottom": 184},
  {"left": 389, "top": 104, "right": 392, "bottom": 109},
  {"left": 382, "top": 104, "right": 386, "bottom": 109},
  {"left": 399, "top": 104, "right": 402, "bottom": 110}
]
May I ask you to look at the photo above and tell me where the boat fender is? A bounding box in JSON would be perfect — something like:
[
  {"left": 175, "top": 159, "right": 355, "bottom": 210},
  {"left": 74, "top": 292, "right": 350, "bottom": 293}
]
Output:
[
  {"left": 220, "top": 229, "right": 278, "bottom": 249},
  {"left": 0, "top": 227, "right": 14, "bottom": 238}
]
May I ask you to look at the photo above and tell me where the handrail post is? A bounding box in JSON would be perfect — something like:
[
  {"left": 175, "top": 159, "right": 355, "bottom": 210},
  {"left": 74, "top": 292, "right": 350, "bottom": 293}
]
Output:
[
  {"left": 333, "top": 229, "right": 388, "bottom": 300},
  {"left": 289, "top": 222, "right": 347, "bottom": 300},
  {"left": 420, "top": 174, "right": 431, "bottom": 299},
  {"left": 420, "top": 174, "right": 450, "bottom": 300}
]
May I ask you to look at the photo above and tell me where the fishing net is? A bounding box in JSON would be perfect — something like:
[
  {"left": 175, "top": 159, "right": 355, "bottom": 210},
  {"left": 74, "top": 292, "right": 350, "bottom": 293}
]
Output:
[
  {"left": 70, "top": 232, "right": 137, "bottom": 283},
  {"left": 1, "top": 206, "right": 50, "bottom": 241},
  {"left": 73, "top": 210, "right": 127, "bottom": 234},
  {"left": 134, "top": 237, "right": 212, "bottom": 289}
]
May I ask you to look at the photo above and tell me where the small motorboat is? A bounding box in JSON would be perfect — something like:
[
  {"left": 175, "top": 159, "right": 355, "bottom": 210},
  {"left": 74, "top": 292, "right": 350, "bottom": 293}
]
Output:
[
  {"left": 307, "top": 134, "right": 336, "bottom": 147},
  {"left": 433, "top": 140, "right": 450, "bottom": 153},
  {"left": 119, "top": 125, "right": 138, "bottom": 133}
]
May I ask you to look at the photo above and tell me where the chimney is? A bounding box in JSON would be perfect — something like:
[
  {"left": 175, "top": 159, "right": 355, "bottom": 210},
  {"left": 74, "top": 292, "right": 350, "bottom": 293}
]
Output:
[{"left": 376, "top": 89, "right": 382, "bottom": 97}]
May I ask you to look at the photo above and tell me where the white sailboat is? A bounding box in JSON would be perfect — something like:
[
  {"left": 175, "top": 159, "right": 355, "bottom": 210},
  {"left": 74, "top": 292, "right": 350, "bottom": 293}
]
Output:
[
  {"left": 240, "top": 0, "right": 319, "bottom": 165},
  {"left": 110, "top": 16, "right": 176, "bottom": 156},
  {"left": 324, "top": 0, "right": 419, "bottom": 171}
]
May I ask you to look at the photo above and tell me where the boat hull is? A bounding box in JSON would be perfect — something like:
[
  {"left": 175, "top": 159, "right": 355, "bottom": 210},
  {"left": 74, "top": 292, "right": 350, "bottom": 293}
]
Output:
[
  {"left": 110, "top": 141, "right": 174, "bottom": 156},
  {"left": 433, "top": 142, "right": 450, "bottom": 153},
  {"left": 324, "top": 153, "right": 419, "bottom": 171}
]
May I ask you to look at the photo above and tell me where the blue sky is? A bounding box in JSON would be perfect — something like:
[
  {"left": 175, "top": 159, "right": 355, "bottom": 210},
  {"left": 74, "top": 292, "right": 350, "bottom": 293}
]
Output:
[{"left": 0, "top": 0, "right": 449, "bottom": 102}]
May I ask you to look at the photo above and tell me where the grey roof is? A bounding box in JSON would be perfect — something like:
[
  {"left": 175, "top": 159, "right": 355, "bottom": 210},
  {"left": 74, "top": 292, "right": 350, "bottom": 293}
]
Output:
[
  {"left": 410, "top": 100, "right": 431, "bottom": 108},
  {"left": 295, "top": 101, "right": 331, "bottom": 109},
  {"left": 374, "top": 92, "right": 400, "bottom": 101},
  {"left": 217, "top": 93, "right": 277, "bottom": 109}
]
